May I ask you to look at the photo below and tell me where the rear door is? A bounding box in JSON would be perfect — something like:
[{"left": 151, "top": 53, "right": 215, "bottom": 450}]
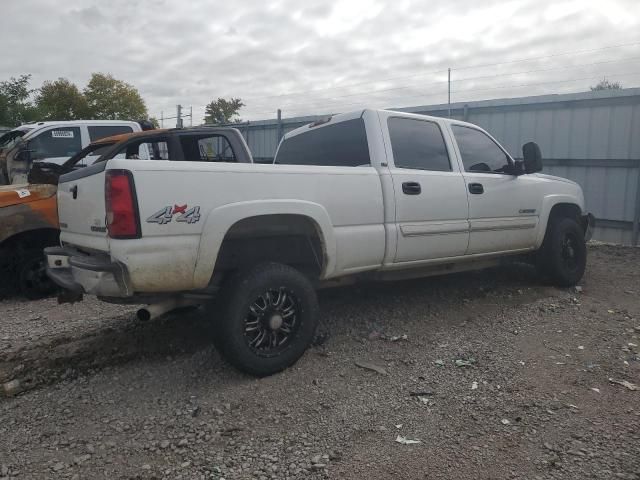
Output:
[{"left": 380, "top": 113, "right": 469, "bottom": 263}]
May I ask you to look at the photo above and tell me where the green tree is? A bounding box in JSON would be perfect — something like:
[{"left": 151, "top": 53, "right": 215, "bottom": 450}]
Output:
[
  {"left": 590, "top": 78, "right": 622, "bottom": 91},
  {"left": 0, "top": 74, "right": 39, "bottom": 127},
  {"left": 203, "top": 97, "right": 244, "bottom": 124},
  {"left": 36, "top": 77, "right": 89, "bottom": 120},
  {"left": 83, "top": 73, "right": 148, "bottom": 120}
]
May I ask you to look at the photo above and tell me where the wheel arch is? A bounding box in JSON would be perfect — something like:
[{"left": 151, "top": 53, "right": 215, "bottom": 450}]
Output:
[
  {"left": 0, "top": 227, "right": 60, "bottom": 251},
  {"left": 193, "top": 200, "right": 336, "bottom": 288},
  {"left": 535, "top": 197, "right": 583, "bottom": 248}
]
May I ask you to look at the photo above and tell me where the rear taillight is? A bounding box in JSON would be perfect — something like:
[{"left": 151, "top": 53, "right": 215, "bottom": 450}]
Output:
[{"left": 105, "top": 170, "right": 141, "bottom": 239}]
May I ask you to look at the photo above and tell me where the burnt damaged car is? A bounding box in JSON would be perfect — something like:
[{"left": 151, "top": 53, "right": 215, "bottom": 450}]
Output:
[{"left": 0, "top": 138, "right": 119, "bottom": 298}]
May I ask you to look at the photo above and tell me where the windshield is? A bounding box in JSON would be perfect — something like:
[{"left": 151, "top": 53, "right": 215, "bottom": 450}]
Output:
[{"left": 63, "top": 142, "right": 116, "bottom": 168}]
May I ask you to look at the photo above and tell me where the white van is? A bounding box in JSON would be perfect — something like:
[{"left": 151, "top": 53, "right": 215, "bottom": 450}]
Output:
[{"left": 2, "top": 120, "right": 152, "bottom": 184}]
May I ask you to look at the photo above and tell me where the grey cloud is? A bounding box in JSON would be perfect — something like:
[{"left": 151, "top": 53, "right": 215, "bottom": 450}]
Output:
[{"left": 0, "top": 0, "right": 638, "bottom": 122}]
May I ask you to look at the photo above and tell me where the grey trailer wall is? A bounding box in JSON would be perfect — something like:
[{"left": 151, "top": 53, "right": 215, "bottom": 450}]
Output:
[{"left": 226, "top": 88, "right": 640, "bottom": 245}]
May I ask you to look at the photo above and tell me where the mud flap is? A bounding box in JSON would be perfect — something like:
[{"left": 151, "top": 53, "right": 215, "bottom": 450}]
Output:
[{"left": 581, "top": 213, "right": 595, "bottom": 242}]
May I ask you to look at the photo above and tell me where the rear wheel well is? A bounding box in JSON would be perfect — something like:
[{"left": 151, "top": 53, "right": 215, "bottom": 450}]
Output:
[
  {"left": 0, "top": 228, "right": 59, "bottom": 294},
  {"left": 213, "top": 214, "right": 326, "bottom": 283},
  {"left": 0, "top": 228, "right": 59, "bottom": 252}
]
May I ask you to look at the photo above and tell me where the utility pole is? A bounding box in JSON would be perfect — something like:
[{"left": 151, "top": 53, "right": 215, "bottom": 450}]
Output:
[
  {"left": 277, "top": 109, "right": 283, "bottom": 141},
  {"left": 190, "top": 106, "right": 193, "bottom": 127},
  {"left": 447, "top": 68, "right": 451, "bottom": 118},
  {"left": 160, "top": 111, "right": 164, "bottom": 128},
  {"left": 176, "top": 105, "right": 183, "bottom": 128}
]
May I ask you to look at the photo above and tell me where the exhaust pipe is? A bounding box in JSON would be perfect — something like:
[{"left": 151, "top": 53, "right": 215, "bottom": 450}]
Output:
[{"left": 136, "top": 298, "right": 200, "bottom": 321}]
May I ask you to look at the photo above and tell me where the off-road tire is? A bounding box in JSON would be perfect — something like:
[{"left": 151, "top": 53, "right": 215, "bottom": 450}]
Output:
[
  {"left": 212, "top": 262, "right": 319, "bottom": 377},
  {"left": 537, "top": 217, "right": 587, "bottom": 287},
  {"left": 18, "top": 249, "right": 56, "bottom": 299}
]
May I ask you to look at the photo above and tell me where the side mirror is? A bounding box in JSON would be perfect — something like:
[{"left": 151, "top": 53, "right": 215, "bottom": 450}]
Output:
[{"left": 522, "top": 142, "right": 543, "bottom": 174}]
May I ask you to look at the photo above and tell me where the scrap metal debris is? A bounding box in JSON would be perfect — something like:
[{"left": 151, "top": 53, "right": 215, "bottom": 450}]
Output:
[
  {"left": 354, "top": 360, "right": 388, "bottom": 376},
  {"left": 608, "top": 378, "right": 638, "bottom": 391},
  {"left": 395, "top": 435, "right": 421, "bottom": 445}
]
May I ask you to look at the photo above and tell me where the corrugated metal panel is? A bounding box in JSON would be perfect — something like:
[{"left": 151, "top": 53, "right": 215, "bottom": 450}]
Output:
[{"left": 231, "top": 88, "right": 640, "bottom": 244}]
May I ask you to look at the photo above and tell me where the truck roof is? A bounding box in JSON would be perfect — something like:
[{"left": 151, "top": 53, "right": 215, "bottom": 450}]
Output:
[
  {"left": 282, "top": 108, "right": 477, "bottom": 141},
  {"left": 20, "top": 120, "right": 144, "bottom": 142},
  {"left": 21, "top": 120, "right": 142, "bottom": 127}
]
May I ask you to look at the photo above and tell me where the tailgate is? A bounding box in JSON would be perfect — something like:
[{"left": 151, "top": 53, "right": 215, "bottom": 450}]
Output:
[{"left": 57, "top": 164, "right": 109, "bottom": 251}]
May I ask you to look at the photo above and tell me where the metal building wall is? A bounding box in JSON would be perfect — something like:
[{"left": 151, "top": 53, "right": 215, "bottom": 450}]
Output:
[{"left": 233, "top": 88, "right": 640, "bottom": 245}]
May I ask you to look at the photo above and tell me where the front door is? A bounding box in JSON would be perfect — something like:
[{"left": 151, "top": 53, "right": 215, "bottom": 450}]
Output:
[
  {"left": 450, "top": 125, "right": 540, "bottom": 254},
  {"left": 384, "top": 115, "right": 469, "bottom": 264}
]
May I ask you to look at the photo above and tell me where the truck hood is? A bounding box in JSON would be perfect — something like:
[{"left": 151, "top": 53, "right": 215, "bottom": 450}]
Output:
[
  {"left": 532, "top": 173, "right": 578, "bottom": 186},
  {"left": 0, "top": 183, "right": 57, "bottom": 208}
]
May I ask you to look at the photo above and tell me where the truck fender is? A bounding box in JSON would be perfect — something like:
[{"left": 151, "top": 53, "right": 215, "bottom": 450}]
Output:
[
  {"left": 535, "top": 194, "right": 585, "bottom": 248},
  {"left": 192, "top": 199, "right": 337, "bottom": 287}
]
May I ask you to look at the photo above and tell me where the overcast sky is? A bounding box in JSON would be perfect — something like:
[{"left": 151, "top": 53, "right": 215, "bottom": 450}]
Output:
[{"left": 2, "top": 0, "right": 639, "bottom": 123}]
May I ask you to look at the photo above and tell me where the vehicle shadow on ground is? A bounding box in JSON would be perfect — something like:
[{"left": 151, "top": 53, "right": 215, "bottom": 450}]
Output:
[{"left": 1, "top": 263, "right": 551, "bottom": 395}]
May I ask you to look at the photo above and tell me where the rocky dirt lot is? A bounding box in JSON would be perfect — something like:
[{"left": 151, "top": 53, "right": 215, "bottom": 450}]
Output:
[{"left": 1, "top": 244, "right": 639, "bottom": 480}]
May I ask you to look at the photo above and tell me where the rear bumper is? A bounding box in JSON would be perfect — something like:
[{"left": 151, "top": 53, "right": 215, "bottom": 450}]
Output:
[
  {"left": 45, "top": 246, "right": 131, "bottom": 297},
  {"left": 581, "top": 213, "right": 595, "bottom": 242}
]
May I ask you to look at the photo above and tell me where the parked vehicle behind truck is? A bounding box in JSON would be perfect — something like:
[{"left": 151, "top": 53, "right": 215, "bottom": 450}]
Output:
[
  {"left": 1, "top": 120, "right": 153, "bottom": 185},
  {"left": 1, "top": 127, "right": 245, "bottom": 298},
  {"left": 46, "top": 109, "right": 594, "bottom": 376}
]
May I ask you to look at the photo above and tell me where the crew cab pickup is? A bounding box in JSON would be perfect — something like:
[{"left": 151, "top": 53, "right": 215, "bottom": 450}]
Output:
[{"left": 46, "top": 109, "right": 594, "bottom": 376}]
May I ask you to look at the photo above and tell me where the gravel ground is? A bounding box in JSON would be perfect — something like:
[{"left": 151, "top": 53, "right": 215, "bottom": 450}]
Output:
[{"left": 1, "top": 244, "right": 639, "bottom": 480}]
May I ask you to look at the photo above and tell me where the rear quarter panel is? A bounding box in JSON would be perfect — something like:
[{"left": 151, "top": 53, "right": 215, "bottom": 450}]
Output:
[{"left": 105, "top": 159, "right": 386, "bottom": 291}]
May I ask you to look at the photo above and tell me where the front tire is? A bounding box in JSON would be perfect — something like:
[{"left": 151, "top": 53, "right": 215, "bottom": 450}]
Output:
[
  {"left": 212, "top": 263, "right": 319, "bottom": 377},
  {"left": 537, "top": 217, "right": 587, "bottom": 287}
]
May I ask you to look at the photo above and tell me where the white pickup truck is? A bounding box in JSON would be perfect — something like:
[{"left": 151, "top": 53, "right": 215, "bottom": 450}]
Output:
[{"left": 46, "top": 110, "right": 594, "bottom": 376}]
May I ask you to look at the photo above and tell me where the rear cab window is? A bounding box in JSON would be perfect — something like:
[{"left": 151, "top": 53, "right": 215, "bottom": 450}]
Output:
[
  {"left": 180, "top": 134, "right": 237, "bottom": 162},
  {"left": 275, "top": 118, "right": 370, "bottom": 167}
]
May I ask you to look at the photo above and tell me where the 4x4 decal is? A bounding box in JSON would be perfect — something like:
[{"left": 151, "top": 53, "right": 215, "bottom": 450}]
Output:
[{"left": 147, "top": 205, "right": 201, "bottom": 225}]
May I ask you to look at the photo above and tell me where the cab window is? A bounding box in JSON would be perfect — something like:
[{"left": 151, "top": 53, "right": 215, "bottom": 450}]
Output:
[
  {"left": 452, "top": 126, "right": 511, "bottom": 174},
  {"left": 276, "top": 118, "right": 370, "bottom": 167},
  {"left": 111, "top": 139, "right": 169, "bottom": 160},
  {"left": 88, "top": 125, "right": 133, "bottom": 142},
  {"left": 180, "top": 134, "right": 237, "bottom": 162},
  {"left": 388, "top": 117, "right": 451, "bottom": 171}
]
